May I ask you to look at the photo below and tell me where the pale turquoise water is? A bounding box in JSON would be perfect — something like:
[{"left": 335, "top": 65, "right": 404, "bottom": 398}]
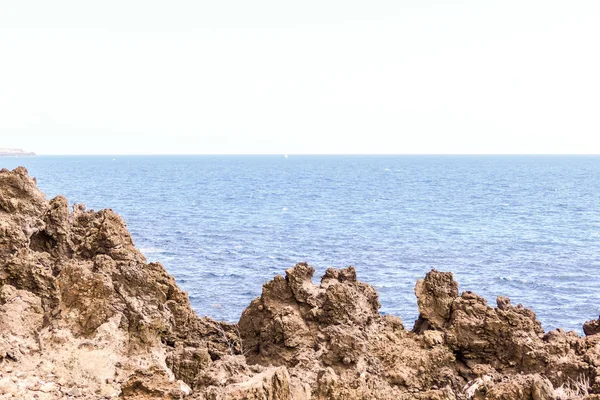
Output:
[{"left": 2, "top": 155, "right": 599, "bottom": 333}]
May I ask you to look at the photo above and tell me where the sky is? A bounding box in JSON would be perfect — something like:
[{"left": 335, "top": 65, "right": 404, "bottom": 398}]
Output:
[{"left": 1, "top": 1, "right": 599, "bottom": 155}]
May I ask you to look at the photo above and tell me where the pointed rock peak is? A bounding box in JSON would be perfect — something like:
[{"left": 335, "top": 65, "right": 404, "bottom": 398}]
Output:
[{"left": 413, "top": 269, "right": 459, "bottom": 332}]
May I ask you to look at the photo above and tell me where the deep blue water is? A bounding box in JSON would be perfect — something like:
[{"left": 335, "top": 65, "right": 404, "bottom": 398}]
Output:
[{"left": 1, "top": 155, "right": 599, "bottom": 333}]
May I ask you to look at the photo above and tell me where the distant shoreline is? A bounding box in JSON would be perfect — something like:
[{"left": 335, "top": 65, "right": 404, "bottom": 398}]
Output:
[
  {"left": 0, "top": 148, "right": 36, "bottom": 157},
  {"left": 7, "top": 153, "right": 600, "bottom": 157}
]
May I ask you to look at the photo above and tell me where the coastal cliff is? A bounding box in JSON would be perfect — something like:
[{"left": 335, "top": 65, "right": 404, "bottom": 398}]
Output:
[
  {"left": 1, "top": 166, "right": 600, "bottom": 399},
  {"left": 0, "top": 148, "right": 36, "bottom": 157}
]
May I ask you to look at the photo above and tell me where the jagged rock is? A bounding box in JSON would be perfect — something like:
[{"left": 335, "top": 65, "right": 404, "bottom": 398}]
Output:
[
  {"left": 0, "top": 167, "right": 46, "bottom": 217},
  {"left": 446, "top": 291, "right": 546, "bottom": 372},
  {"left": 238, "top": 263, "right": 380, "bottom": 367},
  {"left": 468, "top": 374, "right": 554, "bottom": 400},
  {"left": 0, "top": 168, "right": 237, "bottom": 398},
  {"left": 0, "top": 284, "right": 43, "bottom": 361},
  {"left": 218, "top": 366, "right": 293, "bottom": 400},
  {"left": 413, "top": 269, "right": 458, "bottom": 332},
  {"left": 584, "top": 317, "right": 600, "bottom": 336},
  {"left": 121, "top": 367, "right": 192, "bottom": 399},
  {"left": 238, "top": 263, "right": 461, "bottom": 397}
]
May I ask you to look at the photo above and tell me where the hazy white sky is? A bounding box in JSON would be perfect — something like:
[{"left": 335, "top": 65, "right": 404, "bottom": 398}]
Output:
[{"left": 1, "top": 1, "right": 599, "bottom": 155}]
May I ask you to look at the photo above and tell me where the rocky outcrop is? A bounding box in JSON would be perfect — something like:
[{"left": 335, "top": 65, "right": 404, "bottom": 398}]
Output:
[
  {"left": 0, "top": 167, "right": 235, "bottom": 399},
  {"left": 2, "top": 166, "right": 600, "bottom": 399},
  {"left": 584, "top": 318, "right": 600, "bottom": 337},
  {"left": 413, "top": 269, "right": 458, "bottom": 332}
]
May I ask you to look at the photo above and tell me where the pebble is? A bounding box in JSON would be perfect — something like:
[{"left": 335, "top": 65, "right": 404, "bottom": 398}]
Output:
[
  {"left": 39, "top": 382, "right": 58, "bottom": 393},
  {"left": 64, "top": 387, "right": 81, "bottom": 397},
  {"left": 178, "top": 380, "right": 191, "bottom": 395},
  {"left": 99, "top": 384, "right": 119, "bottom": 398},
  {"left": 0, "top": 378, "right": 18, "bottom": 396}
]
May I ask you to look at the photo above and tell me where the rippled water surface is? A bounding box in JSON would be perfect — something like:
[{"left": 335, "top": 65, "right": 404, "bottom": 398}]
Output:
[{"left": 2, "top": 155, "right": 599, "bottom": 333}]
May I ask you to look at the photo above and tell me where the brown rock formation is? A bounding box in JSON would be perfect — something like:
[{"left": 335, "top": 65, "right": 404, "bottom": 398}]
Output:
[
  {"left": 0, "top": 167, "right": 234, "bottom": 399},
  {"left": 413, "top": 269, "right": 458, "bottom": 332},
  {"left": 1, "top": 166, "right": 600, "bottom": 399},
  {"left": 584, "top": 318, "right": 600, "bottom": 337}
]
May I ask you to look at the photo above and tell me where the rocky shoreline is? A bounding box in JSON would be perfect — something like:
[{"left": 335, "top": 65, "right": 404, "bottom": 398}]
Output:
[{"left": 1, "top": 166, "right": 600, "bottom": 399}]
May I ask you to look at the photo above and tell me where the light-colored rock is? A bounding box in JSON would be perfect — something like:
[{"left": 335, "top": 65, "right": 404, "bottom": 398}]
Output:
[
  {"left": 38, "top": 381, "right": 58, "bottom": 393},
  {"left": 222, "top": 367, "right": 293, "bottom": 400},
  {"left": 0, "top": 377, "right": 18, "bottom": 396}
]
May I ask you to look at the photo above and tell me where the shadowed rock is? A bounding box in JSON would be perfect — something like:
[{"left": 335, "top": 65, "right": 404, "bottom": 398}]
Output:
[{"left": 584, "top": 317, "right": 600, "bottom": 337}]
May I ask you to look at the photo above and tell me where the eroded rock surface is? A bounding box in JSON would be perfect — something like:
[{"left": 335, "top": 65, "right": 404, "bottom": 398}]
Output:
[
  {"left": 0, "top": 167, "right": 235, "bottom": 399},
  {"left": 1, "top": 166, "right": 600, "bottom": 399}
]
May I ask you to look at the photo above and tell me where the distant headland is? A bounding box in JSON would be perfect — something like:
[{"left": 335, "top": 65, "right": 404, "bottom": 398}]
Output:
[{"left": 0, "top": 147, "right": 36, "bottom": 157}]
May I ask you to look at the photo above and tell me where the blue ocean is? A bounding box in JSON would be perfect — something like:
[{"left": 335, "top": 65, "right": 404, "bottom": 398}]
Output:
[{"left": 2, "top": 155, "right": 599, "bottom": 333}]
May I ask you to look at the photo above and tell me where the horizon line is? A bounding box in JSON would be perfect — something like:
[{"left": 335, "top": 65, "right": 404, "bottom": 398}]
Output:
[{"left": 19, "top": 152, "right": 600, "bottom": 157}]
